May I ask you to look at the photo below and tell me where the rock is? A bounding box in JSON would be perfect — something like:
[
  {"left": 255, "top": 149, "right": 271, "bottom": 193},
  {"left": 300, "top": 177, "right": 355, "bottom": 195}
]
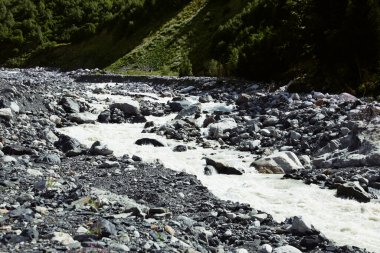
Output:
[
  {"left": 89, "top": 141, "right": 113, "bottom": 156},
  {"left": 289, "top": 131, "right": 301, "bottom": 141},
  {"left": 60, "top": 97, "right": 80, "bottom": 113},
  {"left": 263, "top": 116, "right": 279, "bottom": 126},
  {"left": 2, "top": 145, "right": 34, "bottom": 155},
  {"left": 110, "top": 102, "right": 139, "bottom": 116},
  {"left": 9, "top": 102, "right": 20, "bottom": 113},
  {"left": 36, "top": 153, "right": 61, "bottom": 164},
  {"left": 205, "top": 158, "right": 244, "bottom": 175},
  {"left": 91, "top": 218, "right": 117, "bottom": 237},
  {"left": 173, "top": 145, "right": 187, "bottom": 152},
  {"left": 251, "top": 151, "right": 304, "bottom": 174},
  {"left": 235, "top": 249, "right": 249, "bottom": 253},
  {"left": 337, "top": 182, "right": 371, "bottom": 202},
  {"left": 165, "top": 225, "right": 175, "bottom": 236},
  {"left": 135, "top": 138, "right": 164, "bottom": 147},
  {"left": 68, "top": 112, "right": 97, "bottom": 124},
  {"left": 204, "top": 165, "right": 216, "bottom": 175},
  {"left": 291, "top": 216, "right": 314, "bottom": 234},
  {"left": 0, "top": 108, "right": 13, "bottom": 120},
  {"left": 54, "top": 134, "right": 82, "bottom": 153},
  {"left": 98, "top": 110, "right": 111, "bottom": 123},
  {"left": 208, "top": 118, "right": 237, "bottom": 139},
  {"left": 1, "top": 155, "right": 17, "bottom": 163},
  {"left": 27, "top": 168, "right": 44, "bottom": 177},
  {"left": 272, "top": 245, "right": 302, "bottom": 253},
  {"left": 179, "top": 86, "right": 195, "bottom": 93},
  {"left": 236, "top": 94, "right": 251, "bottom": 105},
  {"left": 52, "top": 232, "right": 76, "bottom": 245},
  {"left": 260, "top": 244, "right": 273, "bottom": 253},
  {"left": 175, "top": 104, "right": 201, "bottom": 119},
  {"left": 199, "top": 95, "right": 213, "bottom": 103},
  {"left": 99, "top": 160, "right": 120, "bottom": 168}
]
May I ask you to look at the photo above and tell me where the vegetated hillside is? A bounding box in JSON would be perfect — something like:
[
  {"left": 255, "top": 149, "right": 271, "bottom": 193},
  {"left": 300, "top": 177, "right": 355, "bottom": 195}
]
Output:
[{"left": 1, "top": 0, "right": 380, "bottom": 95}]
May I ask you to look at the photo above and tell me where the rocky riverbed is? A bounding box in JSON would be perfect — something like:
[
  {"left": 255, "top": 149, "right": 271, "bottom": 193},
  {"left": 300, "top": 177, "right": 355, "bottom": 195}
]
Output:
[{"left": 0, "top": 68, "right": 379, "bottom": 253}]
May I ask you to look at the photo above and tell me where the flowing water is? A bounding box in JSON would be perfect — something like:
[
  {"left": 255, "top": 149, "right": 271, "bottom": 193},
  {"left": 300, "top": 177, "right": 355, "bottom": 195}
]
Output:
[{"left": 59, "top": 85, "right": 380, "bottom": 253}]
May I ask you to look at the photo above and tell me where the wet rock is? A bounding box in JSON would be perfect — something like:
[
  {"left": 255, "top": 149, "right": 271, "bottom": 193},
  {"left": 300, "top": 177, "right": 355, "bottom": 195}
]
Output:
[
  {"left": 291, "top": 216, "right": 314, "bottom": 234},
  {"left": 205, "top": 158, "right": 243, "bottom": 175},
  {"left": 175, "top": 104, "right": 201, "bottom": 119},
  {"left": 89, "top": 141, "right": 113, "bottom": 156},
  {"left": 173, "top": 145, "right": 187, "bottom": 152},
  {"left": 98, "top": 110, "right": 111, "bottom": 123},
  {"left": 110, "top": 102, "right": 139, "bottom": 116},
  {"left": 135, "top": 138, "right": 164, "bottom": 147},
  {"left": 208, "top": 118, "right": 237, "bottom": 139},
  {"left": 336, "top": 182, "right": 371, "bottom": 202},
  {"left": 251, "top": 151, "right": 304, "bottom": 174}
]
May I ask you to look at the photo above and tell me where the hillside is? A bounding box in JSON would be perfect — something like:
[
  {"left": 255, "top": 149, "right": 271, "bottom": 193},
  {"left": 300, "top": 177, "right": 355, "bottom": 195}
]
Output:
[{"left": 1, "top": 0, "right": 380, "bottom": 94}]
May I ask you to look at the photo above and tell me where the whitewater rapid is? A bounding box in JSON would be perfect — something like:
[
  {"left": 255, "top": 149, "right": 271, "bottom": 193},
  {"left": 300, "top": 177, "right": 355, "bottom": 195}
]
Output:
[{"left": 59, "top": 86, "right": 380, "bottom": 252}]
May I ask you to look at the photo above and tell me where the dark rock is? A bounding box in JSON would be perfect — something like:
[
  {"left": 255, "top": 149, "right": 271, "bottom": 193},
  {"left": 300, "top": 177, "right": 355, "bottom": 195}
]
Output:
[
  {"left": 337, "top": 182, "right": 371, "bottom": 202},
  {"left": 173, "top": 145, "right": 187, "bottom": 152},
  {"left": 135, "top": 138, "right": 164, "bottom": 147},
  {"left": 205, "top": 158, "right": 244, "bottom": 175},
  {"left": 54, "top": 134, "right": 82, "bottom": 153},
  {"left": 36, "top": 153, "right": 61, "bottom": 164},
  {"left": 98, "top": 110, "right": 111, "bottom": 123},
  {"left": 110, "top": 102, "right": 139, "bottom": 116},
  {"left": 91, "top": 219, "right": 117, "bottom": 237},
  {"left": 60, "top": 97, "right": 80, "bottom": 113},
  {"left": 2, "top": 145, "right": 34, "bottom": 156},
  {"left": 89, "top": 141, "right": 113, "bottom": 156}
]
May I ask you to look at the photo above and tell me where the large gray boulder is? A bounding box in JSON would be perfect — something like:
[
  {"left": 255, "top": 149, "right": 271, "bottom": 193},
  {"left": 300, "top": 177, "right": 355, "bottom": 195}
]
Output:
[
  {"left": 205, "top": 158, "right": 244, "bottom": 175},
  {"left": 68, "top": 112, "right": 98, "bottom": 124},
  {"left": 110, "top": 102, "right": 139, "bottom": 116},
  {"left": 208, "top": 118, "right": 237, "bottom": 139},
  {"left": 89, "top": 141, "right": 113, "bottom": 156},
  {"left": 175, "top": 103, "right": 201, "bottom": 119},
  {"left": 336, "top": 182, "right": 371, "bottom": 203},
  {"left": 251, "top": 151, "right": 304, "bottom": 174},
  {"left": 60, "top": 97, "right": 80, "bottom": 113}
]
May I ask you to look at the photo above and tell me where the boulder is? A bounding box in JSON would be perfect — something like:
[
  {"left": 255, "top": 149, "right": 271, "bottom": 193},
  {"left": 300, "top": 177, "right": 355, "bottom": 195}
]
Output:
[
  {"left": 60, "top": 97, "right": 80, "bottom": 113},
  {"left": 290, "top": 216, "right": 314, "bottom": 234},
  {"left": 272, "top": 245, "right": 302, "bottom": 253},
  {"left": 251, "top": 151, "right": 304, "bottom": 174},
  {"left": 0, "top": 108, "right": 13, "bottom": 120},
  {"left": 36, "top": 153, "right": 61, "bottom": 164},
  {"left": 135, "top": 138, "right": 164, "bottom": 147},
  {"left": 336, "top": 182, "right": 371, "bottom": 203},
  {"left": 68, "top": 112, "right": 97, "bottom": 124},
  {"left": 208, "top": 118, "right": 237, "bottom": 139},
  {"left": 175, "top": 104, "right": 201, "bottom": 119},
  {"left": 54, "top": 134, "right": 82, "bottom": 153},
  {"left": 2, "top": 145, "right": 34, "bottom": 156},
  {"left": 110, "top": 102, "right": 139, "bottom": 116},
  {"left": 89, "top": 141, "right": 113, "bottom": 156},
  {"left": 205, "top": 158, "right": 244, "bottom": 175}
]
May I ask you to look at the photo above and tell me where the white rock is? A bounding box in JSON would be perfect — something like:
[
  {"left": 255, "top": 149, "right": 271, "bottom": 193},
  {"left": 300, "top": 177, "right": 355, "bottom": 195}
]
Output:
[
  {"left": 27, "top": 168, "right": 44, "bottom": 177},
  {"left": 260, "top": 244, "right": 273, "bottom": 253},
  {"left": 252, "top": 151, "right": 304, "bottom": 174},
  {"left": 272, "top": 245, "right": 302, "bottom": 253},
  {"left": 0, "top": 108, "right": 13, "bottom": 119},
  {"left": 291, "top": 216, "right": 313, "bottom": 234},
  {"left": 208, "top": 118, "right": 237, "bottom": 138},
  {"left": 52, "top": 232, "right": 76, "bottom": 245},
  {"left": 10, "top": 102, "right": 20, "bottom": 113}
]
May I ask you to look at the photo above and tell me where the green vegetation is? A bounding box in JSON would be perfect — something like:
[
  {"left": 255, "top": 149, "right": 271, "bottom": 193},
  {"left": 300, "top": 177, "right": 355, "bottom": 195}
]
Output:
[{"left": 1, "top": 0, "right": 380, "bottom": 94}]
